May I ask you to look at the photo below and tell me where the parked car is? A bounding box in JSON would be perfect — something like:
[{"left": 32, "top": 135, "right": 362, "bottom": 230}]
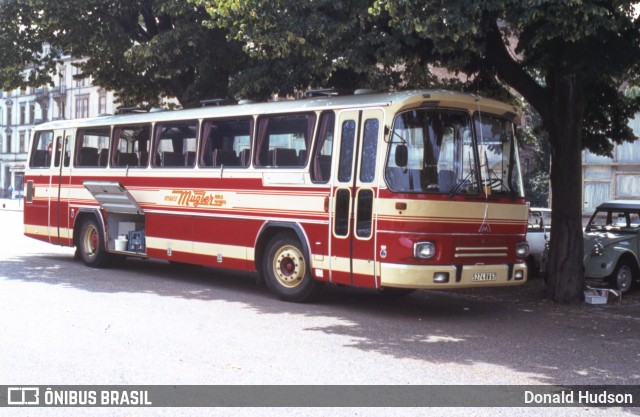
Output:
[
  {"left": 526, "top": 207, "right": 551, "bottom": 273},
  {"left": 583, "top": 200, "right": 640, "bottom": 294}
]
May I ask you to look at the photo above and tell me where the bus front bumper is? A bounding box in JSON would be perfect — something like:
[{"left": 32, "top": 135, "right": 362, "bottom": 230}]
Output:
[{"left": 380, "top": 262, "right": 527, "bottom": 289}]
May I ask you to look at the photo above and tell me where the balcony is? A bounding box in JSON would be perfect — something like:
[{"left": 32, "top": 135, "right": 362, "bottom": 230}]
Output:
[
  {"left": 50, "top": 85, "right": 67, "bottom": 98},
  {"left": 35, "top": 87, "right": 49, "bottom": 104}
]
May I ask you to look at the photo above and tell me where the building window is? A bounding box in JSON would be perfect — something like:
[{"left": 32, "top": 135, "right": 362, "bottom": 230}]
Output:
[
  {"left": 6, "top": 107, "right": 12, "bottom": 125},
  {"left": 19, "top": 132, "right": 25, "bottom": 153},
  {"left": 584, "top": 182, "right": 610, "bottom": 211},
  {"left": 75, "top": 96, "right": 89, "bottom": 119},
  {"left": 75, "top": 68, "right": 86, "bottom": 88},
  {"left": 20, "top": 105, "right": 26, "bottom": 125},
  {"left": 99, "top": 94, "right": 107, "bottom": 115},
  {"left": 617, "top": 175, "right": 640, "bottom": 197},
  {"left": 29, "top": 104, "right": 35, "bottom": 124},
  {"left": 6, "top": 134, "right": 11, "bottom": 153}
]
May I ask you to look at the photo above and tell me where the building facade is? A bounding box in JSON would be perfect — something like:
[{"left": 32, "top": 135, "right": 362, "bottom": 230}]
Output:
[
  {"left": 582, "top": 113, "right": 640, "bottom": 213},
  {"left": 0, "top": 53, "right": 117, "bottom": 198}
]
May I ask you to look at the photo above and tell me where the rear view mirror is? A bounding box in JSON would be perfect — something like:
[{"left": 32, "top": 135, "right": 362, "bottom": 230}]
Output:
[{"left": 395, "top": 144, "right": 408, "bottom": 168}]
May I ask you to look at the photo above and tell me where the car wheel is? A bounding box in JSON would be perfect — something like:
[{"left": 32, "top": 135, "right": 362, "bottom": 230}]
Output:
[
  {"left": 262, "top": 232, "right": 322, "bottom": 302},
  {"left": 609, "top": 260, "right": 635, "bottom": 295}
]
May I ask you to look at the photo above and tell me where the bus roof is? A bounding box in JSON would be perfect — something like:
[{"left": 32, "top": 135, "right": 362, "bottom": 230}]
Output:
[{"left": 35, "top": 90, "right": 519, "bottom": 131}]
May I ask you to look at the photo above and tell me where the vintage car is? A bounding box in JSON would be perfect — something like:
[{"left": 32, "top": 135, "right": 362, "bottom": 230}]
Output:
[
  {"left": 583, "top": 200, "right": 640, "bottom": 294},
  {"left": 526, "top": 207, "right": 551, "bottom": 273}
]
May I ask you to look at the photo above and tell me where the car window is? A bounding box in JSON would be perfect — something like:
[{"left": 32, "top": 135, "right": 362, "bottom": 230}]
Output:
[
  {"left": 528, "top": 210, "right": 550, "bottom": 232},
  {"left": 587, "top": 209, "right": 640, "bottom": 232}
]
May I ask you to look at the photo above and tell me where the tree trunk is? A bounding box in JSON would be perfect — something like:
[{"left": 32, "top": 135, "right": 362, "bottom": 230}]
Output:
[{"left": 545, "top": 74, "right": 585, "bottom": 303}]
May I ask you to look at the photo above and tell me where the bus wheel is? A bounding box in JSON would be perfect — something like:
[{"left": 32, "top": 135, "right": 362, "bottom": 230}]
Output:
[
  {"left": 262, "top": 232, "right": 321, "bottom": 302},
  {"left": 78, "top": 217, "right": 110, "bottom": 268}
]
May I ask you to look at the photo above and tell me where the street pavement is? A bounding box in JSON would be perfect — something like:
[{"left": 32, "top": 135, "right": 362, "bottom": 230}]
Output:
[{"left": 0, "top": 204, "right": 638, "bottom": 417}]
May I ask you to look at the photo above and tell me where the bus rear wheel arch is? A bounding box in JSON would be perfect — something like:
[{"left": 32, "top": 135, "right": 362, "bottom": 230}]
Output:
[{"left": 261, "top": 231, "right": 321, "bottom": 302}]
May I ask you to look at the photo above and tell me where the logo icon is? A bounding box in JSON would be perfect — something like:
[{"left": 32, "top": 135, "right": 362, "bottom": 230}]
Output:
[{"left": 7, "top": 387, "right": 40, "bottom": 405}]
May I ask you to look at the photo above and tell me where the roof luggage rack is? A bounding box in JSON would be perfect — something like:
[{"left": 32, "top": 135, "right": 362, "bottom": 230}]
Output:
[
  {"left": 304, "top": 88, "right": 350, "bottom": 98},
  {"left": 200, "top": 98, "right": 238, "bottom": 107},
  {"left": 115, "top": 106, "right": 150, "bottom": 115}
]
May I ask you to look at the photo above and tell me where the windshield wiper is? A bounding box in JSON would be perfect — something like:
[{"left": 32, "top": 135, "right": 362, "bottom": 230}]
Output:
[{"left": 448, "top": 169, "right": 476, "bottom": 199}]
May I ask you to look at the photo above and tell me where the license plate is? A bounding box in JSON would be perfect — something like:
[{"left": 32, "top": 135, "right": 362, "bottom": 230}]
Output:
[{"left": 472, "top": 272, "right": 497, "bottom": 282}]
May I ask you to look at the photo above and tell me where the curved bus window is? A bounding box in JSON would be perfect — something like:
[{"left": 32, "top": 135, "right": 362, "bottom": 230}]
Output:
[
  {"left": 29, "top": 131, "right": 54, "bottom": 168},
  {"left": 152, "top": 121, "right": 198, "bottom": 168},
  {"left": 311, "top": 111, "right": 335, "bottom": 183},
  {"left": 76, "top": 127, "right": 111, "bottom": 167},
  {"left": 111, "top": 124, "right": 151, "bottom": 168},
  {"left": 200, "top": 118, "right": 252, "bottom": 168},
  {"left": 254, "top": 113, "right": 316, "bottom": 168},
  {"left": 474, "top": 114, "right": 524, "bottom": 197}
]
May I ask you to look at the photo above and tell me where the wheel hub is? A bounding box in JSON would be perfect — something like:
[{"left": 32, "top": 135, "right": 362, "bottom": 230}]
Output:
[{"left": 273, "top": 245, "right": 306, "bottom": 288}]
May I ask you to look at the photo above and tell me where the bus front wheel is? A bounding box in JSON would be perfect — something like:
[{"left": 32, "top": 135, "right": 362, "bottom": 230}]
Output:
[
  {"left": 78, "top": 217, "right": 111, "bottom": 268},
  {"left": 262, "top": 232, "right": 321, "bottom": 302}
]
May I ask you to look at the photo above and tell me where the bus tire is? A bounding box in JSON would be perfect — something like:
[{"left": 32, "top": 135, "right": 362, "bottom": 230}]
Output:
[
  {"left": 262, "top": 232, "right": 321, "bottom": 302},
  {"left": 78, "top": 217, "right": 111, "bottom": 268}
]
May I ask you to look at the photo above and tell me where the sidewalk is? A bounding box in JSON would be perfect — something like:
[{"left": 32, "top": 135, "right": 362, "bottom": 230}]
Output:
[{"left": 0, "top": 198, "right": 24, "bottom": 211}]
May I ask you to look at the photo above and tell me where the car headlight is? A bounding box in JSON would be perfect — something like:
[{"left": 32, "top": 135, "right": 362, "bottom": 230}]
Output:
[
  {"left": 591, "top": 242, "right": 604, "bottom": 256},
  {"left": 414, "top": 242, "right": 436, "bottom": 259},
  {"left": 515, "top": 242, "right": 530, "bottom": 258}
]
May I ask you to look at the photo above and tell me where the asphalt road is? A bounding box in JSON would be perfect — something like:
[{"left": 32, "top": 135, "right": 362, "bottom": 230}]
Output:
[{"left": 1, "top": 207, "right": 638, "bottom": 417}]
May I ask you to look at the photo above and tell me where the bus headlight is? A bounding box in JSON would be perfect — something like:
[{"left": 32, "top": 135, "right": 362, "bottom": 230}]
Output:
[
  {"left": 414, "top": 242, "right": 436, "bottom": 259},
  {"left": 515, "top": 242, "right": 530, "bottom": 259}
]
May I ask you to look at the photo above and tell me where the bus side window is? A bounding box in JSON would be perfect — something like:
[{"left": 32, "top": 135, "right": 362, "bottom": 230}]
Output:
[
  {"left": 111, "top": 124, "right": 151, "bottom": 168},
  {"left": 337, "top": 120, "right": 357, "bottom": 182},
  {"left": 200, "top": 118, "right": 252, "bottom": 168},
  {"left": 63, "top": 135, "right": 73, "bottom": 167},
  {"left": 152, "top": 121, "right": 198, "bottom": 168},
  {"left": 254, "top": 113, "right": 316, "bottom": 168},
  {"left": 53, "top": 136, "right": 63, "bottom": 167},
  {"left": 75, "top": 127, "right": 111, "bottom": 167},
  {"left": 359, "top": 119, "right": 379, "bottom": 183},
  {"left": 29, "top": 131, "right": 54, "bottom": 168},
  {"left": 311, "top": 111, "right": 335, "bottom": 183}
]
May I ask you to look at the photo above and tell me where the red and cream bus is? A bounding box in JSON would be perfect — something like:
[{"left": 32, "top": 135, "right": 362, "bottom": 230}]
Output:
[{"left": 23, "top": 90, "right": 529, "bottom": 301}]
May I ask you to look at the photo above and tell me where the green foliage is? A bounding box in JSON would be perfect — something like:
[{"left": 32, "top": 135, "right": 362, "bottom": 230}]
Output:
[
  {"left": 374, "top": 0, "right": 640, "bottom": 151},
  {"left": 0, "top": 0, "right": 245, "bottom": 107},
  {"left": 200, "top": 0, "right": 443, "bottom": 99}
]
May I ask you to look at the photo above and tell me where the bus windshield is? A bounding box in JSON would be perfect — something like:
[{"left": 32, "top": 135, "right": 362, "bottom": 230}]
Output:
[
  {"left": 385, "top": 108, "right": 523, "bottom": 197},
  {"left": 474, "top": 113, "right": 523, "bottom": 197}
]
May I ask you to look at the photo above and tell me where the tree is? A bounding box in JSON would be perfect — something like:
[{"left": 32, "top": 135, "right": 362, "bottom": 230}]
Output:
[
  {"left": 200, "top": 0, "right": 448, "bottom": 100},
  {"left": 205, "top": 0, "right": 640, "bottom": 303},
  {"left": 0, "top": 0, "right": 245, "bottom": 108},
  {"left": 374, "top": 0, "right": 640, "bottom": 303}
]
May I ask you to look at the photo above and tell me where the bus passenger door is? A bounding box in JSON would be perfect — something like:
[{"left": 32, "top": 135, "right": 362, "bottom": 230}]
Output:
[
  {"left": 330, "top": 109, "right": 383, "bottom": 287},
  {"left": 48, "top": 130, "right": 73, "bottom": 245}
]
